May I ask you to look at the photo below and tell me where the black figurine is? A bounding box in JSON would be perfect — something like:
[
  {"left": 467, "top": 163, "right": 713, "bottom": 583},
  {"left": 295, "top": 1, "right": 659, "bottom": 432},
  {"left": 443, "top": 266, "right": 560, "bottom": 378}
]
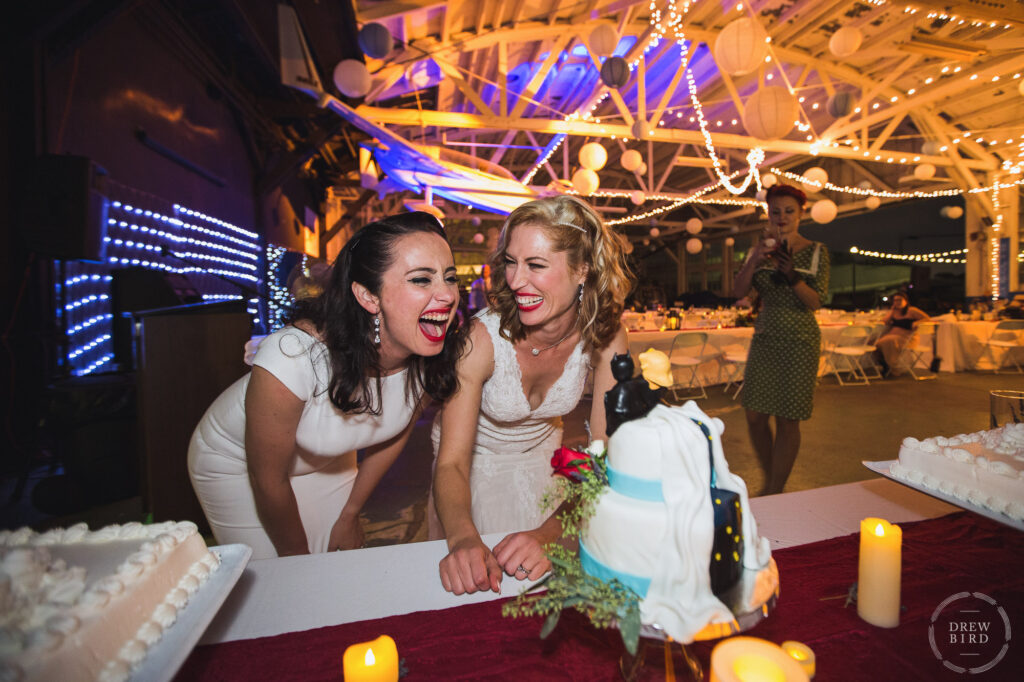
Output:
[{"left": 603, "top": 353, "right": 665, "bottom": 437}]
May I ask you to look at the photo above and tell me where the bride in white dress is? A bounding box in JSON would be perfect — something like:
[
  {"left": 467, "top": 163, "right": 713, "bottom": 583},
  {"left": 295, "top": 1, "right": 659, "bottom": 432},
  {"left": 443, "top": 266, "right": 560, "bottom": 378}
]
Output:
[{"left": 432, "top": 195, "right": 635, "bottom": 595}]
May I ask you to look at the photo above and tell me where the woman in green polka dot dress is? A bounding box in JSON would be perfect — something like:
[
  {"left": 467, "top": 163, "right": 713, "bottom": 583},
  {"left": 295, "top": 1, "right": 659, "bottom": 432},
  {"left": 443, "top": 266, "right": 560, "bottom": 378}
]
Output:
[{"left": 733, "top": 184, "right": 830, "bottom": 495}]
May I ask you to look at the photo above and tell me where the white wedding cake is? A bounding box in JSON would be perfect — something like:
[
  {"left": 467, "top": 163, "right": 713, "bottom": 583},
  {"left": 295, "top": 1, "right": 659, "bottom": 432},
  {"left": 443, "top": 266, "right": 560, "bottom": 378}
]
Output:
[
  {"left": 0, "top": 521, "right": 220, "bottom": 681},
  {"left": 891, "top": 423, "right": 1024, "bottom": 521},
  {"left": 580, "top": 401, "right": 776, "bottom": 644}
]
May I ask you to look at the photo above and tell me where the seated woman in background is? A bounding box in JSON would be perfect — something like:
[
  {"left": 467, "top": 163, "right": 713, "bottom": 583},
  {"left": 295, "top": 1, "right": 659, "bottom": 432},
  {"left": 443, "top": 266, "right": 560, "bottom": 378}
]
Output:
[
  {"left": 431, "top": 195, "right": 635, "bottom": 595},
  {"left": 873, "top": 290, "right": 929, "bottom": 377},
  {"left": 189, "top": 213, "right": 466, "bottom": 559}
]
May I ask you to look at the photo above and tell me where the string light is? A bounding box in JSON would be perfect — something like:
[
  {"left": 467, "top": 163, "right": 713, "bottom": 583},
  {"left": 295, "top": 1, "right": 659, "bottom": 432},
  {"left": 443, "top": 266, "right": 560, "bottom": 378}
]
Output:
[
  {"left": 849, "top": 246, "right": 966, "bottom": 264},
  {"left": 769, "top": 168, "right": 1024, "bottom": 198},
  {"left": 990, "top": 187, "right": 1003, "bottom": 300},
  {"left": 606, "top": 170, "right": 765, "bottom": 226}
]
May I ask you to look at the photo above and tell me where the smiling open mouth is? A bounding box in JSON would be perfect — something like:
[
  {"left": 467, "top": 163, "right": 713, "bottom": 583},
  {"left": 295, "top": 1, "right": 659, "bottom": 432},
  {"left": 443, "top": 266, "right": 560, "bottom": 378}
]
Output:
[
  {"left": 418, "top": 310, "right": 449, "bottom": 342},
  {"left": 516, "top": 295, "right": 543, "bottom": 311}
]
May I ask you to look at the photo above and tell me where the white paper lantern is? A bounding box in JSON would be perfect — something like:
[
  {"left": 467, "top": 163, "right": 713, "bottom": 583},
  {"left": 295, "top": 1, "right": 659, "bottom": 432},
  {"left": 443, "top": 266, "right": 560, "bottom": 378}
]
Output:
[
  {"left": 725, "top": 237, "right": 735, "bottom": 247},
  {"left": 801, "top": 167, "right": 829, "bottom": 193},
  {"left": 470, "top": 215, "right": 482, "bottom": 227},
  {"left": 685, "top": 217, "right": 703, "bottom": 235},
  {"left": 914, "top": 163, "right": 936, "bottom": 180},
  {"left": 761, "top": 172, "right": 778, "bottom": 188},
  {"left": 649, "top": 227, "right": 660, "bottom": 238},
  {"left": 713, "top": 18, "right": 768, "bottom": 76},
  {"left": 589, "top": 24, "right": 619, "bottom": 56},
  {"left": 829, "top": 26, "right": 863, "bottom": 58},
  {"left": 600, "top": 56, "right": 630, "bottom": 88},
  {"left": 920, "top": 140, "right": 941, "bottom": 156},
  {"left": 636, "top": 162, "right": 647, "bottom": 176},
  {"left": 742, "top": 86, "right": 798, "bottom": 140},
  {"left": 857, "top": 180, "right": 873, "bottom": 190},
  {"left": 810, "top": 199, "right": 838, "bottom": 224},
  {"left": 579, "top": 142, "right": 608, "bottom": 171},
  {"left": 472, "top": 232, "right": 485, "bottom": 244},
  {"left": 572, "top": 168, "right": 600, "bottom": 195},
  {"left": 865, "top": 196, "right": 881, "bottom": 210},
  {"left": 632, "top": 120, "right": 651, "bottom": 140},
  {"left": 685, "top": 238, "right": 703, "bottom": 254},
  {"left": 333, "top": 60, "right": 371, "bottom": 98},
  {"left": 826, "top": 91, "right": 855, "bottom": 118},
  {"left": 358, "top": 23, "right": 393, "bottom": 60},
  {"left": 942, "top": 205, "right": 964, "bottom": 219},
  {"left": 630, "top": 190, "right": 646, "bottom": 205},
  {"left": 620, "top": 149, "right": 642, "bottom": 172}
]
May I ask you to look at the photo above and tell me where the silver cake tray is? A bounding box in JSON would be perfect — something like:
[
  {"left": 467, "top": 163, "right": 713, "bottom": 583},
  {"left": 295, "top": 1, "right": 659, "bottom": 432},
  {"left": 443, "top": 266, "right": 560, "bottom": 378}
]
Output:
[
  {"left": 864, "top": 460, "right": 1024, "bottom": 532},
  {"left": 629, "top": 557, "right": 780, "bottom": 643}
]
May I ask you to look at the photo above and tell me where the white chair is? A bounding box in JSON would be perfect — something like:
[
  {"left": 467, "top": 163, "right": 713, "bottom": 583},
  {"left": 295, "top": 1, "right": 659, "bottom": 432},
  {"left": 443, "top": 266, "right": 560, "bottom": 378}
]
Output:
[
  {"left": 719, "top": 334, "right": 751, "bottom": 400},
  {"left": 898, "top": 321, "right": 939, "bottom": 381},
  {"left": 824, "top": 325, "right": 879, "bottom": 385},
  {"left": 977, "top": 320, "right": 1024, "bottom": 373},
  {"left": 667, "top": 332, "right": 721, "bottom": 400}
]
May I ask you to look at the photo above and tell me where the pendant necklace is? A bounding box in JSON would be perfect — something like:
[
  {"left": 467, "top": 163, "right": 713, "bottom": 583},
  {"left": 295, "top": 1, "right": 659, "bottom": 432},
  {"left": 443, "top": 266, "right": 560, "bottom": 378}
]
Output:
[{"left": 530, "top": 328, "right": 575, "bottom": 356}]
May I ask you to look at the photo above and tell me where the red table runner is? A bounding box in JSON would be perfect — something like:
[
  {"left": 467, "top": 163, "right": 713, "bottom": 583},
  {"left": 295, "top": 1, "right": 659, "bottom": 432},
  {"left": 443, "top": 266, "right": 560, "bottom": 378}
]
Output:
[{"left": 178, "top": 512, "right": 1023, "bottom": 681}]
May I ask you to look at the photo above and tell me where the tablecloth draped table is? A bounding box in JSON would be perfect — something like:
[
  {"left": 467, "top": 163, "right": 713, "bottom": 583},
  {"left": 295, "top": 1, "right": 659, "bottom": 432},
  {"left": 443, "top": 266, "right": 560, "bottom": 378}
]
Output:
[{"left": 177, "top": 511, "right": 1023, "bottom": 681}]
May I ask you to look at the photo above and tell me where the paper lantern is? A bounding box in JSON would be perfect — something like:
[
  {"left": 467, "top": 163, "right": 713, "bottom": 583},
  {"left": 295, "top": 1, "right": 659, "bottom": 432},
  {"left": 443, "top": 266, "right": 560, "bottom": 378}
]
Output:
[
  {"left": 685, "top": 238, "right": 703, "bottom": 254},
  {"left": 942, "top": 205, "right": 964, "bottom": 219},
  {"left": 649, "top": 227, "right": 660, "bottom": 238},
  {"left": 572, "top": 168, "right": 600, "bottom": 195},
  {"left": 914, "top": 163, "right": 936, "bottom": 180},
  {"left": 713, "top": 18, "right": 768, "bottom": 76},
  {"left": 685, "top": 218, "right": 703, "bottom": 235},
  {"left": 865, "top": 196, "right": 881, "bottom": 210},
  {"left": 472, "top": 232, "right": 485, "bottom": 244},
  {"left": 801, "top": 167, "right": 829, "bottom": 193},
  {"left": 761, "top": 172, "right": 778, "bottom": 188},
  {"left": 358, "top": 23, "right": 393, "bottom": 60},
  {"left": 920, "top": 140, "right": 941, "bottom": 156},
  {"left": 857, "top": 180, "right": 873, "bottom": 190},
  {"left": 636, "top": 162, "right": 647, "bottom": 176},
  {"left": 810, "top": 199, "right": 838, "bottom": 224},
  {"left": 470, "top": 215, "right": 482, "bottom": 227},
  {"left": 742, "top": 87, "right": 798, "bottom": 140},
  {"left": 621, "top": 149, "right": 642, "bottom": 172},
  {"left": 630, "top": 190, "right": 646, "bottom": 205},
  {"left": 829, "top": 26, "right": 863, "bottom": 58},
  {"left": 632, "top": 120, "right": 651, "bottom": 140},
  {"left": 333, "top": 60, "right": 371, "bottom": 98},
  {"left": 579, "top": 142, "right": 608, "bottom": 171},
  {"left": 826, "top": 91, "right": 855, "bottom": 118},
  {"left": 589, "top": 24, "right": 619, "bottom": 56},
  {"left": 725, "top": 237, "right": 735, "bottom": 247},
  {"left": 600, "top": 56, "right": 630, "bottom": 88}
]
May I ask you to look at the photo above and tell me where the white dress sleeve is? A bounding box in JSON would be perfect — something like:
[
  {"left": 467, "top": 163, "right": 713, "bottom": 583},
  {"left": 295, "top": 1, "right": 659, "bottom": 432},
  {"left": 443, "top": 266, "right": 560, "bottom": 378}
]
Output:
[{"left": 251, "top": 327, "right": 321, "bottom": 402}]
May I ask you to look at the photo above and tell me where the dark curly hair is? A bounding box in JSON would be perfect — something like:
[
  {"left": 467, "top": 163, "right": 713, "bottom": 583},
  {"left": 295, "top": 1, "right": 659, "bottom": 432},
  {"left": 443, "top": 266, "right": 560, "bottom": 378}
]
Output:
[
  {"left": 288, "top": 212, "right": 467, "bottom": 414},
  {"left": 766, "top": 183, "right": 808, "bottom": 208}
]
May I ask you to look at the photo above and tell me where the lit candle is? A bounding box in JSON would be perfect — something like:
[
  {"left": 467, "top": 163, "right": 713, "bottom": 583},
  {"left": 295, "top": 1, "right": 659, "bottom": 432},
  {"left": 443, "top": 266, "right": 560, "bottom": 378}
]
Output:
[
  {"left": 780, "top": 641, "right": 815, "bottom": 678},
  {"left": 343, "top": 635, "right": 399, "bottom": 682},
  {"left": 857, "top": 517, "right": 902, "bottom": 628},
  {"left": 709, "top": 637, "right": 809, "bottom": 682}
]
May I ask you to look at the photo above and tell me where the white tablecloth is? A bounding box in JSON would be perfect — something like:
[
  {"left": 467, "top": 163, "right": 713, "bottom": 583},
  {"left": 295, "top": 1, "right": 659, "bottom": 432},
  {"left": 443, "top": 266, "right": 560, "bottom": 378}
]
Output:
[
  {"left": 200, "top": 478, "right": 956, "bottom": 644},
  {"left": 934, "top": 320, "right": 1001, "bottom": 372}
]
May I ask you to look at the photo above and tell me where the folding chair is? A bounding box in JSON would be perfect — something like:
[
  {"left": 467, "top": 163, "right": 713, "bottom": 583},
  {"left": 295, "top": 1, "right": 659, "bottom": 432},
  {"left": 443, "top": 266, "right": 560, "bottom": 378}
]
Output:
[
  {"left": 899, "top": 321, "right": 939, "bottom": 380},
  {"left": 667, "top": 332, "right": 721, "bottom": 400},
  {"left": 824, "top": 325, "right": 879, "bottom": 385},
  {"left": 978, "top": 320, "right": 1024, "bottom": 373},
  {"left": 719, "top": 334, "right": 751, "bottom": 400}
]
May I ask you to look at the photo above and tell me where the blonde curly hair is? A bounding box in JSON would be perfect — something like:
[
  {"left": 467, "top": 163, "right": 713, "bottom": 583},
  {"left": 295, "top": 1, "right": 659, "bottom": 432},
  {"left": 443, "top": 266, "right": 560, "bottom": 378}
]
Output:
[{"left": 487, "top": 195, "right": 636, "bottom": 353}]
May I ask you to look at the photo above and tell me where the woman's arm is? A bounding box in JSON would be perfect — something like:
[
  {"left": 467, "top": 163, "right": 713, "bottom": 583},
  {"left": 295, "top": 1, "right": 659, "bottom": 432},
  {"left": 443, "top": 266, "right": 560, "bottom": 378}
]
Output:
[
  {"left": 434, "top": 321, "right": 503, "bottom": 594},
  {"left": 732, "top": 240, "right": 771, "bottom": 299},
  {"left": 328, "top": 396, "right": 429, "bottom": 551},
  {"left": 909, "top": 306, "right": 930, "bottom": 329},
  {"left": 244, "top": 366, "right": 310, "bottom": 557}
]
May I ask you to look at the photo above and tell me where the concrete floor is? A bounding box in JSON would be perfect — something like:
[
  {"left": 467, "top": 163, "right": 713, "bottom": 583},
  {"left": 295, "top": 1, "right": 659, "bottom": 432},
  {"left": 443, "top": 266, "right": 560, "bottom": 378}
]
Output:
[{"left": 4, "top": 370, "right": 1021, "bottom": 547}]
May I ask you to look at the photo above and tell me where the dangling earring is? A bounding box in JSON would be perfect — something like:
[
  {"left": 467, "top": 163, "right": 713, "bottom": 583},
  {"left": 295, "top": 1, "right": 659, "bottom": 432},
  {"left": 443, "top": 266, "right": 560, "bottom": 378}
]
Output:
[
  {"left": 577, "top": 284, "right": 584, "bottom": 304},
  {"left": 373, "top": 315, "right": 381, "bottom": 345}
]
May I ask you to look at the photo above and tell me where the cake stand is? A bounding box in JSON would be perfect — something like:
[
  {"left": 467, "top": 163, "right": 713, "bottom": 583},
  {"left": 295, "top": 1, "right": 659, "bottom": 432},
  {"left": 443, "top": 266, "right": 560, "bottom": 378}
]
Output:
[{"left": 618, "top": 558, "right": 779, "bottom": 681}]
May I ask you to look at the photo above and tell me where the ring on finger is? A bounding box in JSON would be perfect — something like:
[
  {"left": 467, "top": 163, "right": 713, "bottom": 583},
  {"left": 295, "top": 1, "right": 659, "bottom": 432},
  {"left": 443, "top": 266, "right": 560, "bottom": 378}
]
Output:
[{"left": 516, "top": 564, "right": 531, "bottom": 576}]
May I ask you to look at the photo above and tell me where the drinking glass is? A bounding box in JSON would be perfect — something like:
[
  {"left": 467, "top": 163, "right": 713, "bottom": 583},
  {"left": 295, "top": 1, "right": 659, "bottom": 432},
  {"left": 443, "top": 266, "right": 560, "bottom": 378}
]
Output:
[{"left": 990, "top": 390, "right": 1024, "bottom": 428}]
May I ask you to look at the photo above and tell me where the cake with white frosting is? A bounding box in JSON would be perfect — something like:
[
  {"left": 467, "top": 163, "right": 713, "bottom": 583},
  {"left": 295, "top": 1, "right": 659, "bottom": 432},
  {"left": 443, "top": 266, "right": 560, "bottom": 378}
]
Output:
[
  {"left": 580, "top": 401, "right": 776, "bottom": 644},
  {"left": 891, "top": 423, "right": 1024, "bottom": 521},
  {"left": 0, "top": 521, "right": 219, "bottom": 681}
]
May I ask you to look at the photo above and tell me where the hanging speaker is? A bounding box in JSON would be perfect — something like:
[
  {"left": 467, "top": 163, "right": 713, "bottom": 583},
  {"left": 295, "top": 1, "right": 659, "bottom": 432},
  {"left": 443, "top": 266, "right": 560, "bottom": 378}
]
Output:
[{"left": 21, "top": 154, "right": 109, "bottom": 261}]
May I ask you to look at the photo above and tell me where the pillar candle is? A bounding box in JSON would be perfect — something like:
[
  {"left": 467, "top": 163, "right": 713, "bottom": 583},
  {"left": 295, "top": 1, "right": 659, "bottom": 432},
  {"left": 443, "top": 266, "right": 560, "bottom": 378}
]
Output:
[
  {"left": 343, "top": 635, "right": 399, "bottom": 682},
  {"left": 857, "top": 517, "right": 902, "bottom": 628},
  {"left": 780, "top": 641, "right": 815, "bottom": 678},
  {"left": 709, "top": 637, "right": 809, "bottom": 682}
]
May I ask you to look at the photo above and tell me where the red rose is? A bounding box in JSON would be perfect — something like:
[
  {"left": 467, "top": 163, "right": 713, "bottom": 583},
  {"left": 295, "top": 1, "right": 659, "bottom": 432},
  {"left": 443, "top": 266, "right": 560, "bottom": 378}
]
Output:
[{"left": 551, "top": 446, "right": 593, "bottom": 482}]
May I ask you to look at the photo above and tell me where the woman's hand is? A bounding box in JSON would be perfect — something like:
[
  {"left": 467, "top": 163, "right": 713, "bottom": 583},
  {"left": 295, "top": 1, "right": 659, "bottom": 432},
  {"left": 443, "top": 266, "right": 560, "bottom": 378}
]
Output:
[
  {"left": 439, "top": 536, "right": 503, "bottom": 594},
  {"left": 770, "top": 241, "right": 799, "bottom": 285},
  {"left": 327, "top": 511, "right": 365, "bottom": 551},
  {"left": 492, "top": 530, "right": 551, "bottom": 581}
]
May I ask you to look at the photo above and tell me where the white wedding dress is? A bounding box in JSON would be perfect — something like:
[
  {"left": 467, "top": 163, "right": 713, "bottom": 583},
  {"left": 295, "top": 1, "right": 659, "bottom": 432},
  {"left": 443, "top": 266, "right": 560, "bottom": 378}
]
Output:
[{"left": 429, "top": 309, "right": 591, "bottom": 539}]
